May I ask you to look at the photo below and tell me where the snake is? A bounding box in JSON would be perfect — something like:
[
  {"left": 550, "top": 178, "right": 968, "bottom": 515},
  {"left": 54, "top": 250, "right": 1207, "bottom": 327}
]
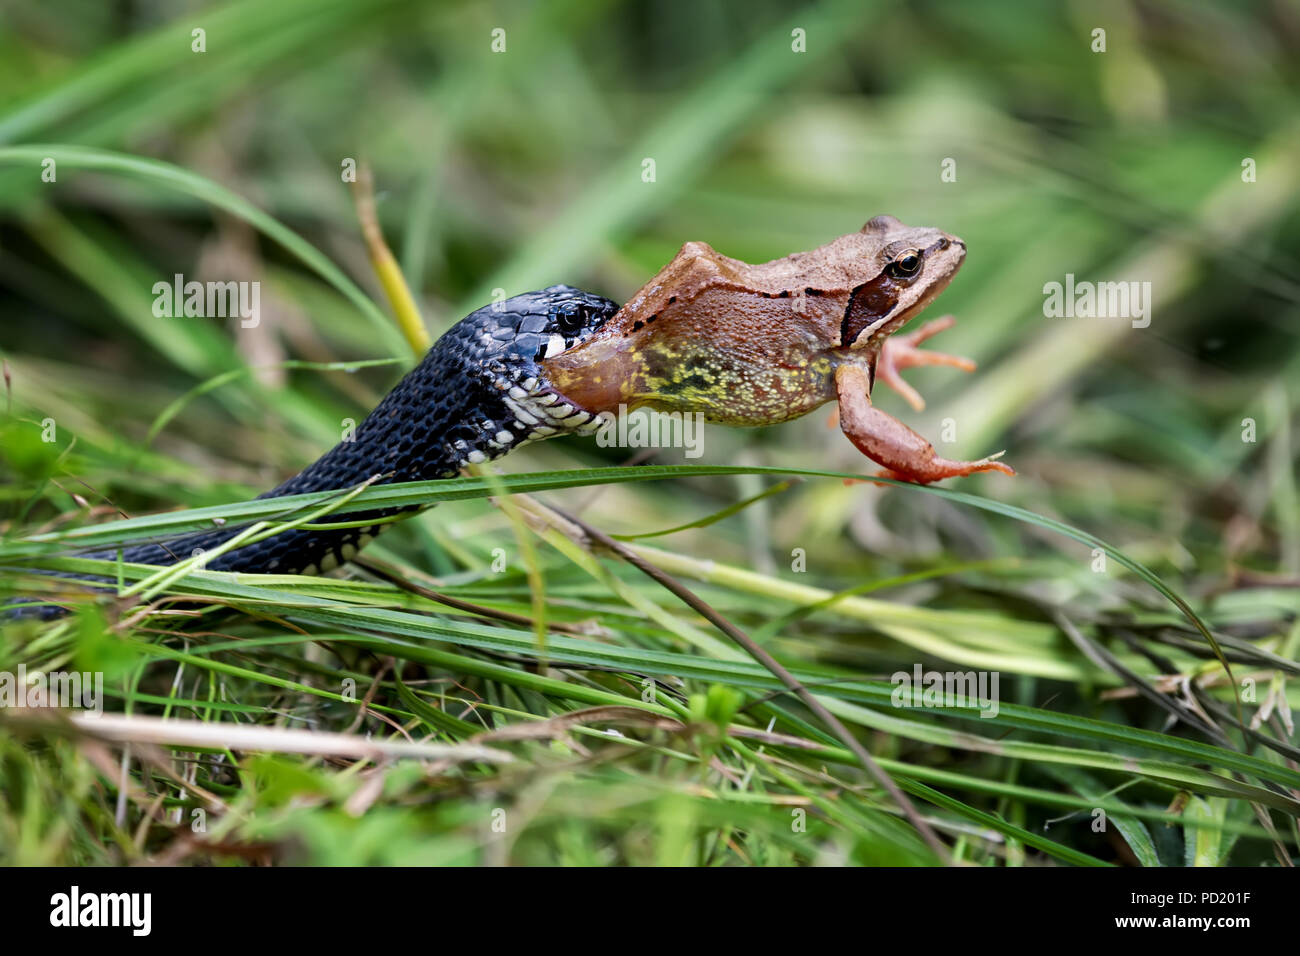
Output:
[{"left": 5, "top": 285, "right": 619, "bottom": 620}]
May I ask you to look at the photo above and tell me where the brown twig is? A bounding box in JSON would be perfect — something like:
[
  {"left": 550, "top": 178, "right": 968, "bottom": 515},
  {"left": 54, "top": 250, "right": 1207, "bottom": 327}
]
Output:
[{"left": 549, "top": 504, "right": 952, "bottom": 864}]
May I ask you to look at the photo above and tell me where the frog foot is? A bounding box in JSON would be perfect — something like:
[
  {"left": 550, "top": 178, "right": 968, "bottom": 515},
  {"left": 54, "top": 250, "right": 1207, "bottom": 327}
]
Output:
[
  {"left": 834, "top": 365, "right": 1015, "bottom": 484},
  {"left": 872, "top": 450, "right": 1015, "bottom": 485},
  {"left": 876, "top": 315, "right": 975, "bottom": 412}
]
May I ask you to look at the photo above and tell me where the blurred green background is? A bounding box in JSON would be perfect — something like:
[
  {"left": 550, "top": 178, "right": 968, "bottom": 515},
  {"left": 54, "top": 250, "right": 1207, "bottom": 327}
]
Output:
[{"left": 0, "top": 0, "right": 1298, "bottom": 866}]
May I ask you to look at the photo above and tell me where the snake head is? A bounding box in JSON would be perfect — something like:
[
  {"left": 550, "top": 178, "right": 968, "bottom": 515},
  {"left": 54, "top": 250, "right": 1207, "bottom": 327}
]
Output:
[
  {"left": 449, "top": 285, "right": 620, "bottom": 443},
  {"left": 453, "top": 285, "right": 616, "bottom": 365}
]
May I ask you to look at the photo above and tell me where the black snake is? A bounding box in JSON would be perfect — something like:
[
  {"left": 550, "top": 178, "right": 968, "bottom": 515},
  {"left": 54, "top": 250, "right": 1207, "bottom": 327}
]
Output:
[{"left": 5, "top": 285, "right": 619, "bottom": 620}]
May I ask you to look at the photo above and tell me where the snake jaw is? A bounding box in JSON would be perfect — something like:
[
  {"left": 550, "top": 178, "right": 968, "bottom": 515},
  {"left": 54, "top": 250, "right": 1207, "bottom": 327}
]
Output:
[{"left": 497, "top": 369, "right": 605, "bottom": 443}]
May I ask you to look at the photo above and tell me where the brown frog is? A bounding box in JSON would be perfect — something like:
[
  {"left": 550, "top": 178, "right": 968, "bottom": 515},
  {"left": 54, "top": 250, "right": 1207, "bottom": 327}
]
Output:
[{"left": 542, "top": 215, "right": 1013, "bottom": 483}]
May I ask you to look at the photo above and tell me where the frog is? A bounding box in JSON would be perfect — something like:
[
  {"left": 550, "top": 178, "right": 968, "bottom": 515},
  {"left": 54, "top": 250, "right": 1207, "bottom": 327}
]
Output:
[{"left": 541, "top": 215, "right": 1014, "bottom": 483}]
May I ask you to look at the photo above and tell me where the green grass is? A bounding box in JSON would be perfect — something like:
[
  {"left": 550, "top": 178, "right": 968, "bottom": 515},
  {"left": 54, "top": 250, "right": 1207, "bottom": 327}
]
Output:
[{"left": 1, "top": 0, "right": 1298, "bottom": 866}]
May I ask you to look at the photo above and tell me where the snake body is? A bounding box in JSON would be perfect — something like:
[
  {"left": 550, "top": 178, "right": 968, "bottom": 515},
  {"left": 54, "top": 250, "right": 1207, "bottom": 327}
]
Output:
[{"left": 7, "top": 285, "right": 618, "bottom": 619}]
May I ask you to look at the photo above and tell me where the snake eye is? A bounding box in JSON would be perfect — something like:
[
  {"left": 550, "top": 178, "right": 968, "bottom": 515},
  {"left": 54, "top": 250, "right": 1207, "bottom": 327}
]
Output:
[
  {"left": 885, "top": 249, "right": 923, "bottom": 280},
  {"left": 554, "top": 303, "right": 586, "bottom": 335}
]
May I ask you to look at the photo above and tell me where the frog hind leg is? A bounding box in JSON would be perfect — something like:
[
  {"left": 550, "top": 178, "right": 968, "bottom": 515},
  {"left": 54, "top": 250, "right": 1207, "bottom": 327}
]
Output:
[
  {"left": 876, "top": 315, "right": 976, "bottom": 412},
  {"left": 834, "top": 365, "right": 1014, "bottom": 484}
]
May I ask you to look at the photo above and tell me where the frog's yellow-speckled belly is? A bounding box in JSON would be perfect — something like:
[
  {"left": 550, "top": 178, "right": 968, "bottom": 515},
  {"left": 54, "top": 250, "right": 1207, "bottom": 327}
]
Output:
[{"left": 632, "top": 341, "right": 841, "bottom": 426}]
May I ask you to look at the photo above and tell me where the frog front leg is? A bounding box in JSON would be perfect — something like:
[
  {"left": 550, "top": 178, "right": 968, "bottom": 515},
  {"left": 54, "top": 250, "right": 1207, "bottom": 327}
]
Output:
[
  {"left": 875, "top": 316, "right": 975, "bottom": 412},
  {"left": 834, "top": 365, "right": 1014, "bottom": 484}
]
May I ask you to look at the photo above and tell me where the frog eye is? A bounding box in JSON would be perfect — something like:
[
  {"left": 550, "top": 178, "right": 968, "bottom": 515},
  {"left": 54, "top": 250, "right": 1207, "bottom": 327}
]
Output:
[{"left": 885, "top": 249, "right": 923, "bottom": 280}]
